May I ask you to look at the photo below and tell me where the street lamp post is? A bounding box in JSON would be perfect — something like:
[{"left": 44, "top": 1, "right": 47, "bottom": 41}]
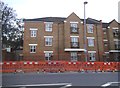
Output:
[
  {"left": 0, "top": 1, "right": 2, "bottom": 87},
  {"left": 84, "top": 1, "right": 88, "bottom": 62}
]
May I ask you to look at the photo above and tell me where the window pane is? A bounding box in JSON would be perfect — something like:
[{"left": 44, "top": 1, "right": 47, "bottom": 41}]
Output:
[
  {"left": 87, "top": 24, "right": 93, "bottom": 33},
  {"left": 115, "top": 41, "right": 120, "bottom": 49},
  {"left": 113, "top": 29, "right": 119, "bottom": 37},
  {"left": 71, "top": 37, "right": 78, "bottom": 42},
  {"left": 45, "top": 37, "right": 52, "bottom": 46},
  {"left": 45, "top": 52, "right": 53, "bottom": 61},
  {"left": 88, "top": 39, "right": 94, "bottom": 46},
  {"left": 31, "top": 30, "right": 37, "bottom": 37},
  {"left": 71, "top": 23, "right": 77, "bottom": 28},
  {"left": 71, "top": 52, "right": 78, "bottom": 61},
  {"left": 70, "top": 23, "right": 78, "bottom": 33},
  {"left": 89, "top": 53, "right": 95, "bottom": 61},
  {"left": 30, "top": 46, "right": 36, "bottom": 53},
  {"left": 45, "top": 23, "right": 52, "bottom": 32}
]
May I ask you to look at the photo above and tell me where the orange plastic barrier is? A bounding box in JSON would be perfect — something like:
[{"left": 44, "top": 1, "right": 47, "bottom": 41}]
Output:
[{"left": 1, "top": 61, "right": 120, "bottom": 73}]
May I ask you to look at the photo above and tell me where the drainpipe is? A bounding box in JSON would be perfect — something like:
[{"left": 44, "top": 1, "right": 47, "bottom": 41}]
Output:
[
  {"left": 95, "top": 24, "right": 100, "bottom": 61},
  {"left": 58, "top": 23, "right": 60, "bottom": 61}
]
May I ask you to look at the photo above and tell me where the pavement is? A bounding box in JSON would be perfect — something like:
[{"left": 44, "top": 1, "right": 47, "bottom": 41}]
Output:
[{"left": 1, "top": 72, "right": 120, "bottom": 88}]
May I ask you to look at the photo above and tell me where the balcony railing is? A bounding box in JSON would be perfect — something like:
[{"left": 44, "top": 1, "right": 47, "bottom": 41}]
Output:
[
  {"left": 71, "top": 42, "right": 79, "bottom": 48},
  {"left": 70, "top": 27, "right": 79, "bottom": 34}
]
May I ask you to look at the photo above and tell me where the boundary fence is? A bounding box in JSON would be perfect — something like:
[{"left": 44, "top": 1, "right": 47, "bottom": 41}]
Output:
[{"left": 0, "top": 61, "right": 120, "bottom": 73}]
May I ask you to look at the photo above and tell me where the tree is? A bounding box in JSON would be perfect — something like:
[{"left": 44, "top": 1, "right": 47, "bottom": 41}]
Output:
[{"left": 0, "top": 1, "right": 23, "bottom": 51}]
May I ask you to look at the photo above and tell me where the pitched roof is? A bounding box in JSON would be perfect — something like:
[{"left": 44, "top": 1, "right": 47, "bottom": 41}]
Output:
[
  {"left": 24, "top": 17, "right": 101, "bottom": 24},
  {"left": 76, "top": 18, "right": 101, "bottom": 24},
  {"left": 23, "top": 17, "right": 66, "bottom": 22},
  {"left": 86, "top": 18, "right": 101, "bottom": 24},
  {"left": 102, "top": 23, "right": 109, "bottom": 28},
  {"left": 102, "top": 19, "right": 119, "bottom": 28}
]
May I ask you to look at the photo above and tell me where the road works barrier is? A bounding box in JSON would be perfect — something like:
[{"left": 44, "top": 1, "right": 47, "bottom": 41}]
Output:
[{"left": 0, "top": 61, "right": 119, "bottom": 73}]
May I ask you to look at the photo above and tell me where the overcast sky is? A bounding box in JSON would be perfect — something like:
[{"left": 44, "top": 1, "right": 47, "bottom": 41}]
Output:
[{"left": 3, "top": 0, "right": 120, "bottom": 22}]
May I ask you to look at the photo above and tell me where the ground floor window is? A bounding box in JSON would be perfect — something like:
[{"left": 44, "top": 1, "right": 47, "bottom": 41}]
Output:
[
  {"left": 44, "top": 51, "right": 53, "bottom": 61},
  {"left": 114, "top": 53, "right": 120, "bottom": 61},
  {"left": 71, "top": 52, "right": 78, "bottom": 61},
  {"left": 89, "top": 53, "right": 96, "bottom": 61}
]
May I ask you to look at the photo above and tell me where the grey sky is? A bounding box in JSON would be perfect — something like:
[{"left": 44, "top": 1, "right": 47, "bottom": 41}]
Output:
[{"left": 3, "top": 0, "right": 120, "bottom": 22}]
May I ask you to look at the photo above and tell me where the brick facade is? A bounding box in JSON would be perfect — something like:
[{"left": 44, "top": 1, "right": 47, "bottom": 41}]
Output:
[
  {"left": 102, "top": 20, "right": 120, "bottom": 61},
  {"left": 23, "top": 12, "right": 120, "bottom": 61}
]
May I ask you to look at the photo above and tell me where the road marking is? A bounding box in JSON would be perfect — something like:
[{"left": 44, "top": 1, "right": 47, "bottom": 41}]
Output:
[
  {"left": 2, "top": 83, "right": 72, "bottom": 88},
  {"left": 101, "top": 82, "right": 120, "bottom": 87},
  {"left": 60, "top": 84, "right": 72, "bottom": 88}
]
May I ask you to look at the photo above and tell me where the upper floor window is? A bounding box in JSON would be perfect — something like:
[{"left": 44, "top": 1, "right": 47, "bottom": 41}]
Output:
[
  {"left": 29, "top": 44, "right": 37, "bottom": 53},
  {"left": 87, "top": 24, "right": 93, "bottom": 33},
  {"left": 30, "top": 28, "right": 38, "bottom": 37},
  {"left": 113, "top": 29, "right": 119, "bottom": 37},
  {"left": 71, "top": 36, "right": 79, "bottom": 48},
  {"left": 87, "top": 37, "right": 94, "bottom": 47},
  {"left": 103, "top": 28, "right": 107, "bottom": 35},
  {"left": 45, "top": 22, "right": 53, "bottom": 32},
  {"left": 115, "top": 41, "right": 120, "bottom": 50},
  {"left": 104, "top": 42, "right": 108, "bottom": 46},
  {"left": 70, "top": 23, "right": 78, "bottom": 33},
  {"left": 44, "top": 36, "right": 53, "bottom": 46}
]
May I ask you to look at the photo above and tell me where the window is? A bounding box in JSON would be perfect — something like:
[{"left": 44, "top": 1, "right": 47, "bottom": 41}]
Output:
[
  {"left": 115, "top": 41, "right": 120, "bottom": 50},
  {"left": 103, "top": 30, "right": 106, "bottom": 34},
  {"left": 71, "top": 52, "right": 78, "bottom": 61},
  {"left": 45, "top": 36, "right": 53, "bottom": 46},
  {"left": 103, "top": 28, "right": 107, "bottom": 34},
  {"left": 30, "top": 28, "right": 37, "bottom": 37},
  {"left": 113, "top": 29, "right": 119, "bottom": 37},
  {"left": 89, "top": 53, "right": 96, "bottom": 61},
  {"left": 103, "top": 31, "right": 106, "bottom": 34},
  {"left": 29, "top": 45, "right": 36, "bottom": 53},
  {"left": 104, "top": 42, "right": 108, "bottom": 46},
  {"left": 87, "top": 24, "right": 93, "bottom": 33},
  {"left": 31, "top": 30, "right": 37, "bottom": 37},
  {"left": 88, "top": 38, "right": 94, "bottom": 47},
  {"left": 70, "top": 23, "right": 78, "bottom": 33},
  {"left": 44, "top": 51, "right": 53, "bottom": 61},
  {"left": 71, "top": 37, "right": 79, "bottom": 48},
  {"left": 45, "top": 22, "right": 53, "bottom": 32}
]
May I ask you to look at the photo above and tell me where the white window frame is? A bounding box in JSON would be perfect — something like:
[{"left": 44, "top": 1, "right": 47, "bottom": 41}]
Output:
[
  {"left": 71, "top": 37, "right": 78, "bottom": 42},
  {"left": 113, "top": 29, "right": 119, "bottom": 37},
  {"left": 104, "top": 43, "right": 108, "bottom": 46},
  {"left": 71, "top": 52, "right": 78, "bottom": 61},
  {"left": 70, "top": 23, "right": 78, "bottom": 32},
  {"left": 30, "top": 28, "right": 38, "bottom": 37},
  {"left": 44, "top": 36, "right": 53, "bottom": 46},
  {"left": 87, "top": 37, "right": 94, "bottom": 47},
  {"left": 45, "top": 22, "right": 53, "bottom": 32},
  {"left": 103, "top": 28, "right": 107, "bottom": 34},
  {"left": 71, "top": 37, "right": 79, "bottom": 47},
  {"left": 89, "top": 53, "right": 96, "bottom": 61},
  {"left": 29, "top": 44, "right": 37, "bottom": 53},
  {"left": 44, "top": 51, "right": 53, "bottom": 61},
  {"left": 87, "top": 24, "right": 94, "bottom": 33},
  {"left": 115, "top": 41, "right": 120, "bottom": 49}
]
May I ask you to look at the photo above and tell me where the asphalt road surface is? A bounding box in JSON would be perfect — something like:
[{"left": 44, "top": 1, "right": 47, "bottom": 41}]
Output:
[{"left": 1, "top": 72, "right": 120, "bottom": 88}]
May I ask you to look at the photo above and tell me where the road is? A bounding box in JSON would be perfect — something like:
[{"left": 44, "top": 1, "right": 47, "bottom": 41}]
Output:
[{"left": 1, "top": 72, "right": 120, "bottom": 87}]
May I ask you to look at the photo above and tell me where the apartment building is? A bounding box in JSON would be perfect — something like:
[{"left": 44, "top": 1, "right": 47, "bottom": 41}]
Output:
[
  {"left": 23, "top": 12, "right": 120, "bottom": 61},
  {"left": 102, "top": 20, "right": 120, "bottom": 61}
]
